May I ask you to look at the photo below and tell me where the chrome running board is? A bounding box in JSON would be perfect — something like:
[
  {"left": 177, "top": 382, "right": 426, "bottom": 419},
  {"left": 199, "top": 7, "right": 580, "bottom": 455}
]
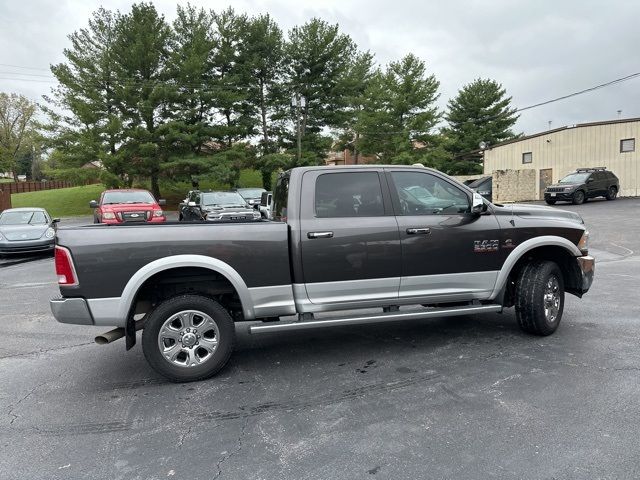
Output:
[{"left": 249, "top": 304, "right": 502, "bottom": 334}]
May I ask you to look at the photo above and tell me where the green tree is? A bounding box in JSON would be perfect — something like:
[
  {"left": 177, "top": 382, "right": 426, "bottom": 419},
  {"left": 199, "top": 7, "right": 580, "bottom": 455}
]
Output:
[
  {"left": 210, "top": 8, "right": 254, "bottom": 148},
  {"left": 244, "top": 14, "right": 286, "bottom": 154},
  {"left": 333, "top": 51, "right": 374, "bottom": 164},
  {"left": 444, "top": 78, "right": 519, "bottom": 166},
  {"left": 111, "top": 2, "right": 173, "bottom": 197},
  {"left": 167, "top": 4, "right": 217, "bottom": 154},
  {"left": 285, "top": 19, "right": 357, "bottom": 164},
  {"left": 357, "top": 54, "right": 441, "bottom": 163},
  {"left": 0, "top": 93, "right": 38, "bottom": 181},
  {"left": 46, "top": 8, "right": 122, "bottom": 177}
]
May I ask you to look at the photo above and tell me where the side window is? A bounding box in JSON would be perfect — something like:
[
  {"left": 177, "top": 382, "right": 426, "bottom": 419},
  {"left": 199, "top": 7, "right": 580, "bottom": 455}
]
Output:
[
  {"left": 390, "top": 171, "right": 470, "bottom": 215},
  {"left": 315, "top": 172, "right": 384, "bottom": 218},
  {"left": 272, "top": 174, "right": 289, "bottom": 222}
]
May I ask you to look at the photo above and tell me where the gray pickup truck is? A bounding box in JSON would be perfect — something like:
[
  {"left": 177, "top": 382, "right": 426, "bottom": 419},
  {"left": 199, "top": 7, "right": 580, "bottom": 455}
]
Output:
[{"left": 51, "top": 166, "right": 594, "bottom": 382}]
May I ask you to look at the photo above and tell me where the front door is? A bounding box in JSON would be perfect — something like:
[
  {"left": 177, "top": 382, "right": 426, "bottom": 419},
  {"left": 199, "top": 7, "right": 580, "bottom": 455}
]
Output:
[
  {"left": 539, "top": 168, "right": 553, "bottom": 200},
  {"left": 299, "top": 169, "right": 402, "bottom": 305},
  {"left": 386, "top": 169, "right": 504, "bottom": 302}
]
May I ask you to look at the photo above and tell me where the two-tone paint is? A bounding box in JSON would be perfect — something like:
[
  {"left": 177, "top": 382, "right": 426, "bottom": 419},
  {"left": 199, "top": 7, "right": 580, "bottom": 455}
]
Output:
[{"left": 51, "top": 165, "right": 593, "bottom": 330}]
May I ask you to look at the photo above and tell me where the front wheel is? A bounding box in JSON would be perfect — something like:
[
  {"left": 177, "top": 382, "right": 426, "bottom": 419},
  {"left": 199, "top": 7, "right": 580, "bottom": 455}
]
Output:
[
  {"left": 142, "top": 295, "right": 236, "bottom": 382},
  {"left": 572, "top": 190, "right": 585, "bottom": 205},
  {"left": 605, "top": 186, "right": 618, "bottom": 200},
  {"left": 545, "top": 198, "right": 556, "bottom": 205},
  {"left": 515, "top": 260, "right": 564, "bottom": 336}
]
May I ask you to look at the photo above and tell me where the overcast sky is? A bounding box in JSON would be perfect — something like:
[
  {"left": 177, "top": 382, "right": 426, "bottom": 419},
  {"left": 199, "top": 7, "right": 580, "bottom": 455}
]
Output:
[{"left": 1, "top": 0, "right": 638, "bottom": 135}]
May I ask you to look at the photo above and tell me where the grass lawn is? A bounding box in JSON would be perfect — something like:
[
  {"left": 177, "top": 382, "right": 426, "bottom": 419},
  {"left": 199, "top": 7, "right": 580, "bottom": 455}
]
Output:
[
  {"left": 0, "top": 178, "right": 14, "bottom": 183},
  {"left": 11, "top": 184, "right": 104, "bottom": 218}
]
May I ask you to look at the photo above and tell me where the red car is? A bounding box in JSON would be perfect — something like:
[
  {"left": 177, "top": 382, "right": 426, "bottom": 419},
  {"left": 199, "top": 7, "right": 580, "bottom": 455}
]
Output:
[{"left": 90, "top": 189, "right": 167, "bottom": 224}]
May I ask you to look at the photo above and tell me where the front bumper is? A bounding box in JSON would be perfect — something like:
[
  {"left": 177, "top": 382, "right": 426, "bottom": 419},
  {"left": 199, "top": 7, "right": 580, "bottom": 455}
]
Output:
[
  {"left": 50, "top": 297, "right": 94, "bottom": 325},
  {"left": 576, "top": 255, "right": 595, "bottom": 293},
  {"left": 544, "top": 192, "right": 574, "bottom": 201},
  {"left": 0, "top": 239, "right": 54, "bottom": 255}
]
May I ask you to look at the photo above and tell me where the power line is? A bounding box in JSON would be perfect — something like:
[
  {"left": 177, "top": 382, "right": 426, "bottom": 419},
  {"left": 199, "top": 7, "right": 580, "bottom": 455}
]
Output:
[{"left": 0, "top": 63, "right": 51, "bottom": 71}]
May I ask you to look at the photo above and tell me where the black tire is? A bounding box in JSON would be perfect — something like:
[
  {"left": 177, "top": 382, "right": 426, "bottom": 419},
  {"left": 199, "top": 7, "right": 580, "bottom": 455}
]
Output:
[
  {"left": 572, "top": 190, "right": 585, "bottom": 205},
  {"left": 545, "top": 198, "right": 556, "bottom": 205},
  {"left": 515, "top": 260, "right": 564, "bottom": 336},
  {"left": 605, "top": 186, "right": 618, "bottom": 201},
  {"left": 142, "top": 295, "right": 236, "bottom": 382},
  {"left": 178, "top": 214, "right": 183, "bottom": 222}
]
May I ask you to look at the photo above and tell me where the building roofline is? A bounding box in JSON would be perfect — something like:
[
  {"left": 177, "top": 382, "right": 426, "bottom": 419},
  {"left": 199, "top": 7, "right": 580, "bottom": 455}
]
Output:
[{"left": 487, "top": 117, "right": 640, "bottom": 150}]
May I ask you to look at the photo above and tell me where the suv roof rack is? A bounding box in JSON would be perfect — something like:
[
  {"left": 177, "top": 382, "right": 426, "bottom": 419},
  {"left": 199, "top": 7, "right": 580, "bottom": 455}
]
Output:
[{"left": 576, "top": 167, "right": 606, "bottom": 172}]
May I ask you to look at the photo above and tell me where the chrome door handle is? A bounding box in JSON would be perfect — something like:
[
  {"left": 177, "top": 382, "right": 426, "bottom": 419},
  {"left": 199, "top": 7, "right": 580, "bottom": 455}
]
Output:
[
  {"left": 308, "top": 231, "right": 334, "bottom": 239},
  {"left": 406, "top": 227, "right": 431, "bottom": 235}
]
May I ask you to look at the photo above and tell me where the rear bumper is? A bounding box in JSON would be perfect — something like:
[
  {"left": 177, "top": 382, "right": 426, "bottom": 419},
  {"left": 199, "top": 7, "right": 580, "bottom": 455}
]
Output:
[
  {"left": 576, "top": 255, "right": 595, "bottom": 293},
  {"left": 50, "top": 297, "right": 94, "bottom": 325}
]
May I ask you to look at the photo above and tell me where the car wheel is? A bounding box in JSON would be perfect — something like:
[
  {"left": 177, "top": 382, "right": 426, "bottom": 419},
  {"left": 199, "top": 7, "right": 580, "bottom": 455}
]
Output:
[
  {"left": 605, "top": 186, "right": 618, "bottom": 201},
  {"left": 178, "top": 214, "right": 183, "bottom": 222},
  {"left": 142, "top": 295, "right": 236, "bottom": 383},
  {"left": 515, "top": 260, "right": 564, "bottom": 336},
  {"left": 572, "top": 190, "right": 585, "bottom": 205},
  {"left": 545, "top": 198, "right": 556, "bottom": 205}
]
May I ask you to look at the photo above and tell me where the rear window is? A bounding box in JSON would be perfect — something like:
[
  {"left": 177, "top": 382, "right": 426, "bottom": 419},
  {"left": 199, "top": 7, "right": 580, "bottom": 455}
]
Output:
[{"left": 315, "top": 172, "right": 384, "bottom": 218}]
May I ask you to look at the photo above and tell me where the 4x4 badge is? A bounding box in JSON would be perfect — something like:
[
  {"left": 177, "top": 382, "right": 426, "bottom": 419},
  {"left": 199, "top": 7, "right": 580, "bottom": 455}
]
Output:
[{"left": 474, "top": 239, "right": 499, "bottom": 253}]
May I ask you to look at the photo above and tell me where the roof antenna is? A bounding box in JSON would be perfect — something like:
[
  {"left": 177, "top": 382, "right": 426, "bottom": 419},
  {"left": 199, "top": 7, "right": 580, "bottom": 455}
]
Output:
[{"left": 617, "top": 110, "right": 622, "bottom": 119}]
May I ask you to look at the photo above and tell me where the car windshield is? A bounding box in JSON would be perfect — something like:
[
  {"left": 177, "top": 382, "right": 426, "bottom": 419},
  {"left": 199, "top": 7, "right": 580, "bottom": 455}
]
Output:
[
  {"left": 0, "top": 211, "right": 48, "bottom": 225},
  {"left": 559, "top": 173, "right": 590, "bottom": 184},
  {"left": 102, "top": 191, "right": 155, "bottom": 204},
  {"left": 201, "top": 192, "right": 247, "bottom": 207},
  {"left": 236, "top": 188, "right": 265, "bottom": 199}
]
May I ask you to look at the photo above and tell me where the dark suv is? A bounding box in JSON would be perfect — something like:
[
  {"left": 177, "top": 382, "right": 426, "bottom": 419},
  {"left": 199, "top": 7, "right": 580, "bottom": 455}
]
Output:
[{"left": 544, "top": 167, "right": 619, "bottom": 205}]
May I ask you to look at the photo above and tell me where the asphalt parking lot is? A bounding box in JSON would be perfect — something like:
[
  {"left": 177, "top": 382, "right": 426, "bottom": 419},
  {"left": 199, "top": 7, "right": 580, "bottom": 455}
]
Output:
[{"left": 1, "top": 198, "right": 639, "bottom": 479}]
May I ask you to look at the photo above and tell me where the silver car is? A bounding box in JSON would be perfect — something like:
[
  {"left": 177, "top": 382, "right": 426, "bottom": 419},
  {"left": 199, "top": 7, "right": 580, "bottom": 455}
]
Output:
[{"left": 0, "top": 207, "right": 58, "bottom": 256}]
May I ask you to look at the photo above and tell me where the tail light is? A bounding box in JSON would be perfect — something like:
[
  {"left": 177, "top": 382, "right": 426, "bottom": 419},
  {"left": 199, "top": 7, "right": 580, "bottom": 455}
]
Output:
[{"left": 55, "top": 246, "right": 78, "bottom": 286}]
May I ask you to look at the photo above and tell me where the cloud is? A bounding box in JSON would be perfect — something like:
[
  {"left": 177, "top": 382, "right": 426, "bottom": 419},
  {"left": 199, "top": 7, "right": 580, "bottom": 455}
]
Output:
[{"left": 1, "top": 0, "right": 638, "bottom": 134}]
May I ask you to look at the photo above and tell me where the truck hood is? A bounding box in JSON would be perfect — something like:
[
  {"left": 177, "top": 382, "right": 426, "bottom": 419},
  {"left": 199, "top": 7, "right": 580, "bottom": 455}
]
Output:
[
  {"left": 495, "top": 203, "right": 584, "bottom": 224},
  {"left": 0, "top": 224, "right": 50, "bottom": 241},
  {"left": 547, "top": 183, "right": 579, "bottom": 189}
]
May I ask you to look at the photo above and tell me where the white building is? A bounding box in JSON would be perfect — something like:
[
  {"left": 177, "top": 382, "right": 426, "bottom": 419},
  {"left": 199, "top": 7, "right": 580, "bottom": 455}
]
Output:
[{"left": 483, "top": 118, "right": 639, "bottom": 199}]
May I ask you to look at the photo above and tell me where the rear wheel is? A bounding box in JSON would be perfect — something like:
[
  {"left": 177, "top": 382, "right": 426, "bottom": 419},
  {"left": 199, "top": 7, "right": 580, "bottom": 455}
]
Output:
[
  {"left": 515, "top": 260, "right": 564, "bottom": 336},
  {"left": 142, "top": 295, "right": 235, "bottom": 382},
  {"left": 572, "top": 190, "right": 585, "bottom": 205},
  {"left": 605, "top": 186, "right": 618, "bottom": 200}
]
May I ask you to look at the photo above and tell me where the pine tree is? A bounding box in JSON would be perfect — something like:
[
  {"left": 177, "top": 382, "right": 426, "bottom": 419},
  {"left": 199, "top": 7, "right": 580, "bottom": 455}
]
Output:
[{"left": 444, "top": 78, "right": 519, "bottom": 161}]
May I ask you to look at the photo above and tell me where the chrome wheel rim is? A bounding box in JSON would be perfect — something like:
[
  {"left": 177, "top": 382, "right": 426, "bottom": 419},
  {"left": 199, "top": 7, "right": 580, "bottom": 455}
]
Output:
[
  {"left": 157, "top": 310, "right": 220, "bottom": 368},
  {"left": 543, "top": 275, "right": 561, "bottom": 323}
]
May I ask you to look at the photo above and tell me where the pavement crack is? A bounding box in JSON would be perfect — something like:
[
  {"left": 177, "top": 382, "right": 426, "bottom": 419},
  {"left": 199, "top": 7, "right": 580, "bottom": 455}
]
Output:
[
  {"left": 212, "top": 417, "right": 250, "bottom": 480},
  {"left": 177, "top": 425, "right": 193, "bottom": 448},
  {"left": 0, "top": 341, "right": 95, "bottom": 360},
  {"left": 7, "top": 382, "right": 43, "bottom": 425}
]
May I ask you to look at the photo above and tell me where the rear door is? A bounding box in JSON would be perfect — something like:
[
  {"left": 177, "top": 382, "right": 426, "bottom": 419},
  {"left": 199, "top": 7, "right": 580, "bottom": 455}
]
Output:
[
  {"left": 386, "top": 168, "right": 503, "bottom": 302},
  {"left": 299, "top": 169, "right": 401, "bottom": 305}
]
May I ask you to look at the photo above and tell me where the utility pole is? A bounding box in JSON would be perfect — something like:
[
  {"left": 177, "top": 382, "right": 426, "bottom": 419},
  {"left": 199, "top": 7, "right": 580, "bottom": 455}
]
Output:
[{"left": 292, "top": 94, "right": 306, "bottom": 165}]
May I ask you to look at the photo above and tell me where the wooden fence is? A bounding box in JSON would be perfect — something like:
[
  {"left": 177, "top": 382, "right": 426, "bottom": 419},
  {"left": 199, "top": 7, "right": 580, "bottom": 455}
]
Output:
[
  {"left": 3, "top": 180, "right": 73, "bottom": 195},
  {"left": 0, "top": 180, "right": 75, "bottom": 212}
]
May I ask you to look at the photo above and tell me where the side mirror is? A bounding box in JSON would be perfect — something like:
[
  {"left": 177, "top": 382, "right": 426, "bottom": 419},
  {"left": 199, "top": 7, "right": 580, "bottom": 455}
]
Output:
[
  {"left": 89, "top": 200, "right": 98, "bottom": 209},
  {"left": 471, "top": 192, "right": 486, "bottom": 214},
  {"left": 586, "top": 178, "right": 594, "bottom": 183},
  {"left": 188, "top": 201, "right": 197, "bottom": 207},
  {"left": 158, "top": 199, "right": 166, "bottom": 206},
  {"left": 52, "top": 218, "right": 60, "bottom": 223}
]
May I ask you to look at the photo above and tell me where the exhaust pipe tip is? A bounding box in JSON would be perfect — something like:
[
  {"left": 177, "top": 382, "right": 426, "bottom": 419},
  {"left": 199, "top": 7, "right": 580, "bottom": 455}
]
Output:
[{"left": 94, "top": 327, "right": 125, "bottom": 345}]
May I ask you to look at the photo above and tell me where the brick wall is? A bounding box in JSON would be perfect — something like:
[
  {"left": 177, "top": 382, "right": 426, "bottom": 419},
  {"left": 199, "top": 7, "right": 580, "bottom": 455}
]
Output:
[{"left": 492, "top": 169, "right": 537, "bottom": 203}]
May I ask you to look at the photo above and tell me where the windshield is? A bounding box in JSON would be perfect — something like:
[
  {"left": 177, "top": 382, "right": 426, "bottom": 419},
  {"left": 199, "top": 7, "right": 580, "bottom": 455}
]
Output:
[
  {"left": 102, "top": 191, "right": 155, "bottom": 204},
  {"left": 559, "top": 173, "right": 590, "bottom": 184},
  {"left": 0, "top": 211, "right": 48, "bottom": 225},
  {"left": 236, "top": 188, "right": 266, "bottom": 199},
  {"left": 201, "top": 192, "right": 247, "bottom": 207}
]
